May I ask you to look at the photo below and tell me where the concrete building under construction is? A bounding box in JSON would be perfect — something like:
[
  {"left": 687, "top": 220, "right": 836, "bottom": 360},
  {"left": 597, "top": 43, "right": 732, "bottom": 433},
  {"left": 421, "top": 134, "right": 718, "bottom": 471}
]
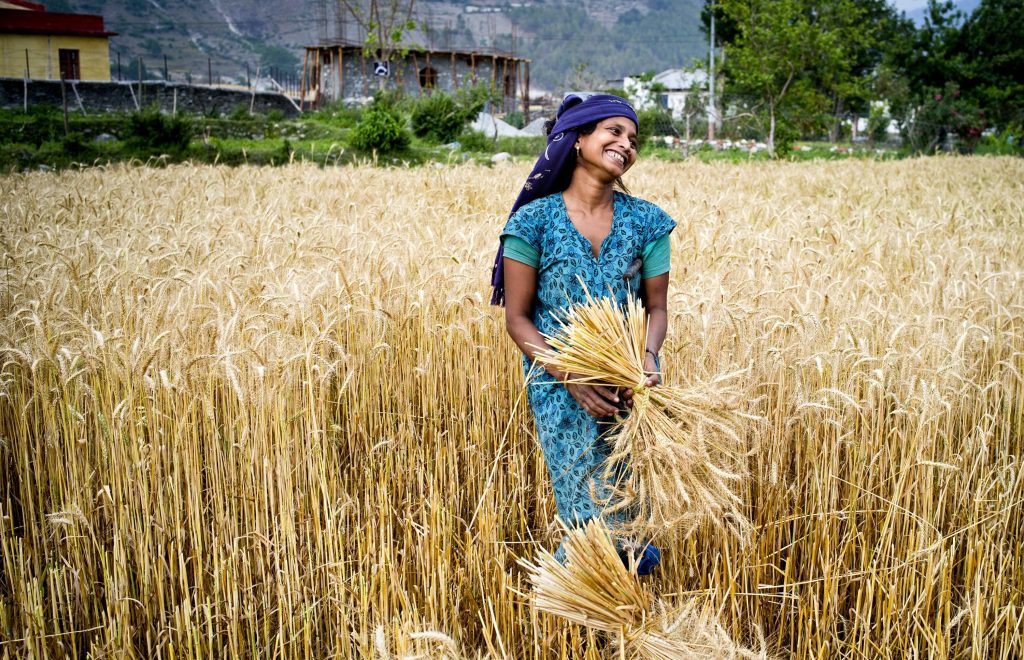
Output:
[{"left": 300, "top": 44, "right": 530, "bottom": 119}]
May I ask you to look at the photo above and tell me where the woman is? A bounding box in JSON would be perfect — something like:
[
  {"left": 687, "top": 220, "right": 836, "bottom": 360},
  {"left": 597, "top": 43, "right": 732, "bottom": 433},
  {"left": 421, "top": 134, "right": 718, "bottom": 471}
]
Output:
[{"left": 490, "top": 93, "right": 675, "bottom": 574}]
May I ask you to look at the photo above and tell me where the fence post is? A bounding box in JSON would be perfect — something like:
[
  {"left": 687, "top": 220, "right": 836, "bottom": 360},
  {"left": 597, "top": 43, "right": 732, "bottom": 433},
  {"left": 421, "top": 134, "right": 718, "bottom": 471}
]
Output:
[
  {"left": 164, "top": 54, "right": 168, "bottom": 81},
  {"left": 137, "top": 57, "right": 143, "bottom": 107},
  {"left": 24, "top": 49, "right": 29, "bottom": 112},
  {"left": 208, "top": 58, "right": 212, "bottom": 86},
  {"left": 60, "top": 72, "right": 69, "bottom": 136}
]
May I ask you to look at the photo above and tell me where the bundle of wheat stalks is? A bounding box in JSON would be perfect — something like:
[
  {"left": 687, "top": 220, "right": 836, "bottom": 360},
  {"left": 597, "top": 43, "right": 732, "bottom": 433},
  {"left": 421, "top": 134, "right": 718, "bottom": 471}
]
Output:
[
  {"left": 533, "top": 291, "right": 756, "bottom": 540},
  {"left": 521, "top": 519, "right": 764, "bottom": 659}
]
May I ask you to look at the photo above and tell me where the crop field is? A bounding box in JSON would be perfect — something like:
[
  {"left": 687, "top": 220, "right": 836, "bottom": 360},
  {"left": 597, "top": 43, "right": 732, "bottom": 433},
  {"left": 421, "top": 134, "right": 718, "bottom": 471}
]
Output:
[{"left": 1, "top": 157, "right": 1022, "bottom": 658}]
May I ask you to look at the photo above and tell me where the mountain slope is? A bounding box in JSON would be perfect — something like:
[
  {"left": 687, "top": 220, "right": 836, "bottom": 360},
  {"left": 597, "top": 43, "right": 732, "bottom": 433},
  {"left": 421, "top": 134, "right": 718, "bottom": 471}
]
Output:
[{"left": 39, "top": 0, "right": 706, "bottom": 91}]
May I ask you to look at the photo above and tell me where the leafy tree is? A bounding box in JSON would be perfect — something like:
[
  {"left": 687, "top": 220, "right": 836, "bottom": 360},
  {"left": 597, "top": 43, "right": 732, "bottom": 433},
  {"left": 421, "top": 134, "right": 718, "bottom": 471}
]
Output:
[
  {"left": 959, "top": 0, "right": 1024, "bottom": 128},
  {"left": 717, "top": 0, "right": 834, "bottom": 156},
  {"left": 339, "top": 0, "right": 419, "bottom": 90}
]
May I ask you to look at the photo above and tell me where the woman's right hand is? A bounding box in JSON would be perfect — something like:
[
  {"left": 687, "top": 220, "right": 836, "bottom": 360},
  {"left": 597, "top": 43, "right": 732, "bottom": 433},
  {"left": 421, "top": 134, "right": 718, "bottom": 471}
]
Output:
[{"left": 564, "top": 374, "right": 622, "bottom": 417}]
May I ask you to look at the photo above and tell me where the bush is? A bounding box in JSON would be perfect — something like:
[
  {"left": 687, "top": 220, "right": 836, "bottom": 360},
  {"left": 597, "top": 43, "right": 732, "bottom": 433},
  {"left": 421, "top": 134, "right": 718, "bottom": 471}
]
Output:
[
  {"left": 126, "top": 108, "right": 192, "bottom": 155},
  {"left": 503, "top": 111, "right": 524, "bottom": 129},
  {"left": 637, "top": 108, "right": 674, "bottom": 149},
  {"left": 351, "top": 107, "right": 409, "bottom": 154},
  {"left": 411, "top": 93, "right": 465, "bottom": 143}
]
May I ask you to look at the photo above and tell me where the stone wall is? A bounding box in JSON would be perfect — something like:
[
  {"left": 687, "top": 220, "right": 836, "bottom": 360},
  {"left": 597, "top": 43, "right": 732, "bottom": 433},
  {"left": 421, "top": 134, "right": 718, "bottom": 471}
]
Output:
[{"left": 0, "top": 78, "right": 300, "bottom": 116}]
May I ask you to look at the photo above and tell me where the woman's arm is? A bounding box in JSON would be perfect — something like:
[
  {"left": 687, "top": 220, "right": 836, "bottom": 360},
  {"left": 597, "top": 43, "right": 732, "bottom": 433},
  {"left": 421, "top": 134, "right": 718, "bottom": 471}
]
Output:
[
  {"left": 639, "top": 272, "right": 669, "bottom": 386},
  {"left": 504, "top": 257, "right": 623, "bottom": 417}
]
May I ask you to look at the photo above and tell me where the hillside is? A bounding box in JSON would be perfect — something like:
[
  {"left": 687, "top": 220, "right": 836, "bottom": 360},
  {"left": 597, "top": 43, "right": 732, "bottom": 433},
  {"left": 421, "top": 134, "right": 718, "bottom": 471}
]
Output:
[{"left": 39, "top": 0, "right": 706, "bottom": 92}]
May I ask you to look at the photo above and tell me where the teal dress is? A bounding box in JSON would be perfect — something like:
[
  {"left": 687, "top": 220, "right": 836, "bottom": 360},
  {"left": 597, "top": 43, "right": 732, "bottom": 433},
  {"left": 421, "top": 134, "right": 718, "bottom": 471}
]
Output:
[{"left": 501, "top": 191, "right": 675, "bottom": 561}]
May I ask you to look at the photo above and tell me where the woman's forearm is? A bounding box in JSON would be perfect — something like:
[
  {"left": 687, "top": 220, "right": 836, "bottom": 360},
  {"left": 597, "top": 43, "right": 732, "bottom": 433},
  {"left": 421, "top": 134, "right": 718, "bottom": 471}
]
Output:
[{"left": 506, "top": 314, "right": 566, "bottom": 380}]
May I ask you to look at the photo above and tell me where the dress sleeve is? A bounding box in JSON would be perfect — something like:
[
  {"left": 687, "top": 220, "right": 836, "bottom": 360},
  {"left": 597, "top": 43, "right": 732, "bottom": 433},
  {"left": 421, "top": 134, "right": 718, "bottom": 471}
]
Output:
[
  {"left": 643, "top": 203, "right": 676, "bottom": 246},
  {"left": 640, "top": 232, "right": 670, "bottom": 278},
  {"left": 500, "top": 203, "right": 543, "bottom": 254},
  {"left": 502, "top": 235, "right": 540, "bottom": 268}
]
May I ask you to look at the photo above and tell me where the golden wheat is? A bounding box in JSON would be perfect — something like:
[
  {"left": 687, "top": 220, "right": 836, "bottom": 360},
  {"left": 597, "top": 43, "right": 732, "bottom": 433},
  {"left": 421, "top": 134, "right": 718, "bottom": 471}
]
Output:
[{"left": 1, "top": 157, "right": 1022, "bottom": 658}]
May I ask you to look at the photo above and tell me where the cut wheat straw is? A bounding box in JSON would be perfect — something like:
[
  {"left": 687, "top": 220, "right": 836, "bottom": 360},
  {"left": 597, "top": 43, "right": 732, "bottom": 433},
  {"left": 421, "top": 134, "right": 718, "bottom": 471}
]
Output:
[
  {"left": 533, "top": 290, "right": 757, "bottom": 539},
  {"left": 520, "top": 519, "right": 764, "bottom": 659}
]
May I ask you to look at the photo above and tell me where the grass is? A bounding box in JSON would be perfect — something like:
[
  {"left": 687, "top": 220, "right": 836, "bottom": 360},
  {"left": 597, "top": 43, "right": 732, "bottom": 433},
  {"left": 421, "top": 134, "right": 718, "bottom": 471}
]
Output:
[{"left": 1, "top": 157, "right": 1022, "bottom": 657}]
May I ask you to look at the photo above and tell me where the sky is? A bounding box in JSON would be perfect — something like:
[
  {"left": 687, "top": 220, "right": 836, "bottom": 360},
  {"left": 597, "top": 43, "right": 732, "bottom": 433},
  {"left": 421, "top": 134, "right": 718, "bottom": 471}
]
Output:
[{"left": 891, "top": 0, "right": 928, "bottom": 9}]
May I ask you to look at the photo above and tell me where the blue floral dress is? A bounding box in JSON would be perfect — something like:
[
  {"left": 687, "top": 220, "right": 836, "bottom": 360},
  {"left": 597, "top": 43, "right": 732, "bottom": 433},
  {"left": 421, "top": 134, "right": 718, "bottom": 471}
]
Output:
[{"left": 501, "top": 191, "right": 676, "bottom": 559}]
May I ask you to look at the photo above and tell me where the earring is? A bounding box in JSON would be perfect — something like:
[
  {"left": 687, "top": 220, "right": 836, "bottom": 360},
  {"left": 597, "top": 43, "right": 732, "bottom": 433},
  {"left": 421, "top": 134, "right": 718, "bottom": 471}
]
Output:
[{"left": 575, "top": 144, "right": 581, "bottom": 158}]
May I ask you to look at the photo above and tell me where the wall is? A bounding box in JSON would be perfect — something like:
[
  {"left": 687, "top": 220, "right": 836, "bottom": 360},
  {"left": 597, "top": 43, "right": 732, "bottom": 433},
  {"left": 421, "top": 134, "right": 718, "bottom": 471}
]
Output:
[
  {"left": 0, "top": 78, "right": 300, "bottom": 116},
  {"left": 0, "top": 34, "right": 110, "bottom": 80}
]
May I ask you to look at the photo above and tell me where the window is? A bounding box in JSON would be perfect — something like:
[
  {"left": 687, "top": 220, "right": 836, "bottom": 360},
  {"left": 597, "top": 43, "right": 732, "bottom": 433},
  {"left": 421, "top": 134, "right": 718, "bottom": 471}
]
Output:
[
  {"left": 59, "top": 49, "right": 80, "bottom": 81},
  {"left": 419, "top": 66, "right": 437, "bottom": 89}
]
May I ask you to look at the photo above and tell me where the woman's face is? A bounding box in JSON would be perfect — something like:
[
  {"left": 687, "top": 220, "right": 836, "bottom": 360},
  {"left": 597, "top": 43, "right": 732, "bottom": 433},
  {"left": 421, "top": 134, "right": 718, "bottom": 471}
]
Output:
[{"left": 577, "top": 116, "right": 639, "bottom": 178}]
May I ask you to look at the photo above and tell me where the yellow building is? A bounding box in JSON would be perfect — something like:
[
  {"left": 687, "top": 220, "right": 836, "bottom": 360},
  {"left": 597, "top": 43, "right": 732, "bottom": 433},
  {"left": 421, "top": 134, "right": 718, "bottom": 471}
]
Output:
[{"left": 0, "top": 0, "right": 115, "bottom": 81}]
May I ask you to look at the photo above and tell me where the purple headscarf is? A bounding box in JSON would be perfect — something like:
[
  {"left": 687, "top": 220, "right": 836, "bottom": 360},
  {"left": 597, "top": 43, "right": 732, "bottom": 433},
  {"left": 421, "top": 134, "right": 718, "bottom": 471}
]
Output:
[{"left": 489, "top": 93, "right": 640, "bottom": 306}]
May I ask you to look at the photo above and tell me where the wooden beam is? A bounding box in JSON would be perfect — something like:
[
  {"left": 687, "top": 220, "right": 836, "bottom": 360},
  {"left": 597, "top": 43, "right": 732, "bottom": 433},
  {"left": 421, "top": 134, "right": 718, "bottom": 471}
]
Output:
[
  {"left": 361, "top": 51, "right": 368, "bottom": 97},
  {"left": 501, "top": 57, "right": 508, "bottom": 111},
  {"left": 523, "top": 61, "right": 530, "bottom": 123},
  {"left": 451, "top": 51, "right": 457, "bottom": 90},
  {"left": 342, "top": 45, "right": 350, "bottom": 101},
  {"left": 300, "top": 48, "right": 309, "bottom": 111},
  {"left": 471, "top": 52, "right": 476, "bottom": 83},
  {"left": 412, "top": 52, "right": 421, "bottom": 94}
]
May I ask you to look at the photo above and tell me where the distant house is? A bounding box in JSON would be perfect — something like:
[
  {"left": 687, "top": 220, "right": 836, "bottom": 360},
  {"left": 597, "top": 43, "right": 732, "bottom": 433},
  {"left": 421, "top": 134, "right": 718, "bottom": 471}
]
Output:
[
  {"left": 300, "top": 43, "right": 530, "bottom": 119},
  {"left": 622, "top": 68, "right": 709, "bottom": 120},
  {"left": 0, "top": 0, "right": 116, "bottom": 81}
]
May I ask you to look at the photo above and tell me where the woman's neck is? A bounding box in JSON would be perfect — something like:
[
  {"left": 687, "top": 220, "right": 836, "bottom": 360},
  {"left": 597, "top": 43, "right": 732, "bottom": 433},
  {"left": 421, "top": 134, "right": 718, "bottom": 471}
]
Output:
[{"left": 563, "top": 170, "right": 615, "bottom": 213}]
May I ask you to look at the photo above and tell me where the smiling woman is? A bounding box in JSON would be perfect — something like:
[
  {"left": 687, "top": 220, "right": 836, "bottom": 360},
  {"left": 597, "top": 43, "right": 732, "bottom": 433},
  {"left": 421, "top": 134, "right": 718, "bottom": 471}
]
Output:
[{"left": 490, "top": 93, "right": 675, "bottom": 574}]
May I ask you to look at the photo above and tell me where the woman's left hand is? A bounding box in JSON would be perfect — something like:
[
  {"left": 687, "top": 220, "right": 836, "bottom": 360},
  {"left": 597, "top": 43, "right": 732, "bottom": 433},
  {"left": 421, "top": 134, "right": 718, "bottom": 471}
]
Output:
[{"left": 621, "top": 353, "right": 661, "bottom": 408}]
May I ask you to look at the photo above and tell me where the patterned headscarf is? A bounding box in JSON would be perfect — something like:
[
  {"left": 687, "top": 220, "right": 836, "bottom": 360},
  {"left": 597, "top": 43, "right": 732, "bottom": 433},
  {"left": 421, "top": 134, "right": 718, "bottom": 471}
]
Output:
[{"left": 489, "top": 93, "right": 640, "bottom": 306}]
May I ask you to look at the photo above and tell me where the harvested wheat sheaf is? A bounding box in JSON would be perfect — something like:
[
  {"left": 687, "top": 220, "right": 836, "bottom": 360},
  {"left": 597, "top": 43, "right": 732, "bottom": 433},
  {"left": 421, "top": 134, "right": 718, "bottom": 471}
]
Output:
[
  {"left": 534, "top": 290, "right": 758, "bottom": 539},
  {"left": 521, "top": 519, "right": 765, "bottom": 659}
]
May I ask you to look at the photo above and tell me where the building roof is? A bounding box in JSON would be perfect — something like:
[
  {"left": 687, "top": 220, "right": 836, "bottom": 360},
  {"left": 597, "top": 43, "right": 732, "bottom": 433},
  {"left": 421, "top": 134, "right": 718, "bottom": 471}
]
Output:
[
  {"left": 0, "top": 1, "right": 48, "bottom": 10},
  {"left": 0, "top": 7, "right": 116, "bottom": 37},
  {"left": 652, "top": 68, "right": 707, "bottom": 91}
]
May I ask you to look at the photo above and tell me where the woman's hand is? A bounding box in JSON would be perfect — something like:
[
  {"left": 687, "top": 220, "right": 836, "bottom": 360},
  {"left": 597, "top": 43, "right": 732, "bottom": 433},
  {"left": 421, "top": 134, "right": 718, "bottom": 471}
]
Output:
[
  {"left": 621, "top": 353, "right": 661, "bottom": 408},
  {"left": 564, "top": 375, "right": 622, "bottom": 417}
]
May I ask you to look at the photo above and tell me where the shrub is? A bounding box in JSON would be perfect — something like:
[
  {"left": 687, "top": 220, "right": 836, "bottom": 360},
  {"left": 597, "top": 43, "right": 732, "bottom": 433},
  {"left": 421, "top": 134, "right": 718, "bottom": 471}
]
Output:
[
  {"left": 411, "top": 93, "right": 465, "bottom": 143},
  {"left": 351, "top": 107, "right": 409, "bottom": 154},
  {"left": 126, "top": 108, "right": 192, "bottom": 155},
  {"left": 503, "top": 111, "right": 524, "bottom": 130},
  {"left": 457, "top": 129, "right": 491, "bottom": 152},
  {"left": 637, "top": 108, "right": 674, "bottom": 149}
]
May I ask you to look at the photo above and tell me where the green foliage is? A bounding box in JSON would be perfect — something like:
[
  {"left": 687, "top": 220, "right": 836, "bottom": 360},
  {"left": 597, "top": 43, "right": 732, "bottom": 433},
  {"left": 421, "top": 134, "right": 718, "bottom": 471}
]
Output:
[
  {"left": 410, "top": 85, "right": 496, "bottom": 144},
  {"left": 411, "top": 93, "right": 465, "bottom": 144},
  {"left": 351, "top": 107, "right": 409, "bottom": 154},
  {"left": 974, "top": 125, "right": 1024, "bottom": 156},
  {"left": 637, "top": 108, "right": 675, "bottom": 149},
  {"left": 867, "top": 104, "right": 891, "bottom": 143},
  {"left": 126, "top": 108, "right": 193, "bottom": 155},
  {"left": 457, "top": 129, "right": 490, "bottom": 152},
  {"left": 904, "top": 83, "right": 985, "bottom": 153},
  {"left": 503, "top": 111, "right": 525, "bottom": 130}
]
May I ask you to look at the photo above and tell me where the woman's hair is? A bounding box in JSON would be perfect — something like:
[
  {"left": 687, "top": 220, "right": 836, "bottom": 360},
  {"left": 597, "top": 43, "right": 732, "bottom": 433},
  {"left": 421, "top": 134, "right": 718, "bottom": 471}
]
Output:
[{"left": 545, "top": 118, "right": 631, "bottom": 195}]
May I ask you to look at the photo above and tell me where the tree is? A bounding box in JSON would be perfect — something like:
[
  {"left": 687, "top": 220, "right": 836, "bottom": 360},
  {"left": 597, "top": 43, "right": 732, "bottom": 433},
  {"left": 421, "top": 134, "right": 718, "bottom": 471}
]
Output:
[
  {"left": 339, "top": 0, "right": 418, "bottom": 89},
  {"left": 960, "top": 0, "right": 1024, "bottom": 129},
  {"left": 717, "top": 0, "right": 836, "bottom": 156}
]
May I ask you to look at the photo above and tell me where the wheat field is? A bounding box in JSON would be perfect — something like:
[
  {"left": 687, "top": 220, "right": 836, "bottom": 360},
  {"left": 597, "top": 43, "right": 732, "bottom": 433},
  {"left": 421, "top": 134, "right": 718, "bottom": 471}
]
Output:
[{"left": 1, "top": 157, "right": 1022, "bottom": 658}]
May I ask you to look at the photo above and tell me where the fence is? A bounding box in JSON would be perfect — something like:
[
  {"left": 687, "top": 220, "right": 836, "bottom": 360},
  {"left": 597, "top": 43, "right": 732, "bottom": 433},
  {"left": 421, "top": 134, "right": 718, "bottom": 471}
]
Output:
[{"left": 0, "top": 78, "right": 301, "bottom": 117}]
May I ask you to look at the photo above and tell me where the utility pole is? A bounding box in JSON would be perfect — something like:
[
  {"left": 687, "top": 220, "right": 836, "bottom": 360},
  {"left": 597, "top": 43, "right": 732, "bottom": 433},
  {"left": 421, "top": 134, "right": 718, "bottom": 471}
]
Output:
[{"left": 707, "top": 4, "right": 716, "bottom": 142}]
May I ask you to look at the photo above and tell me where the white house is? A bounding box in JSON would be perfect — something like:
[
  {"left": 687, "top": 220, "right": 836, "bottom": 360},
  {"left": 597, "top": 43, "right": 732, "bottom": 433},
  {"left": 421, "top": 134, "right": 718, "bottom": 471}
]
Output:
[{"left": 621, "top": 68, "right": 709, "bottom": 120}]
